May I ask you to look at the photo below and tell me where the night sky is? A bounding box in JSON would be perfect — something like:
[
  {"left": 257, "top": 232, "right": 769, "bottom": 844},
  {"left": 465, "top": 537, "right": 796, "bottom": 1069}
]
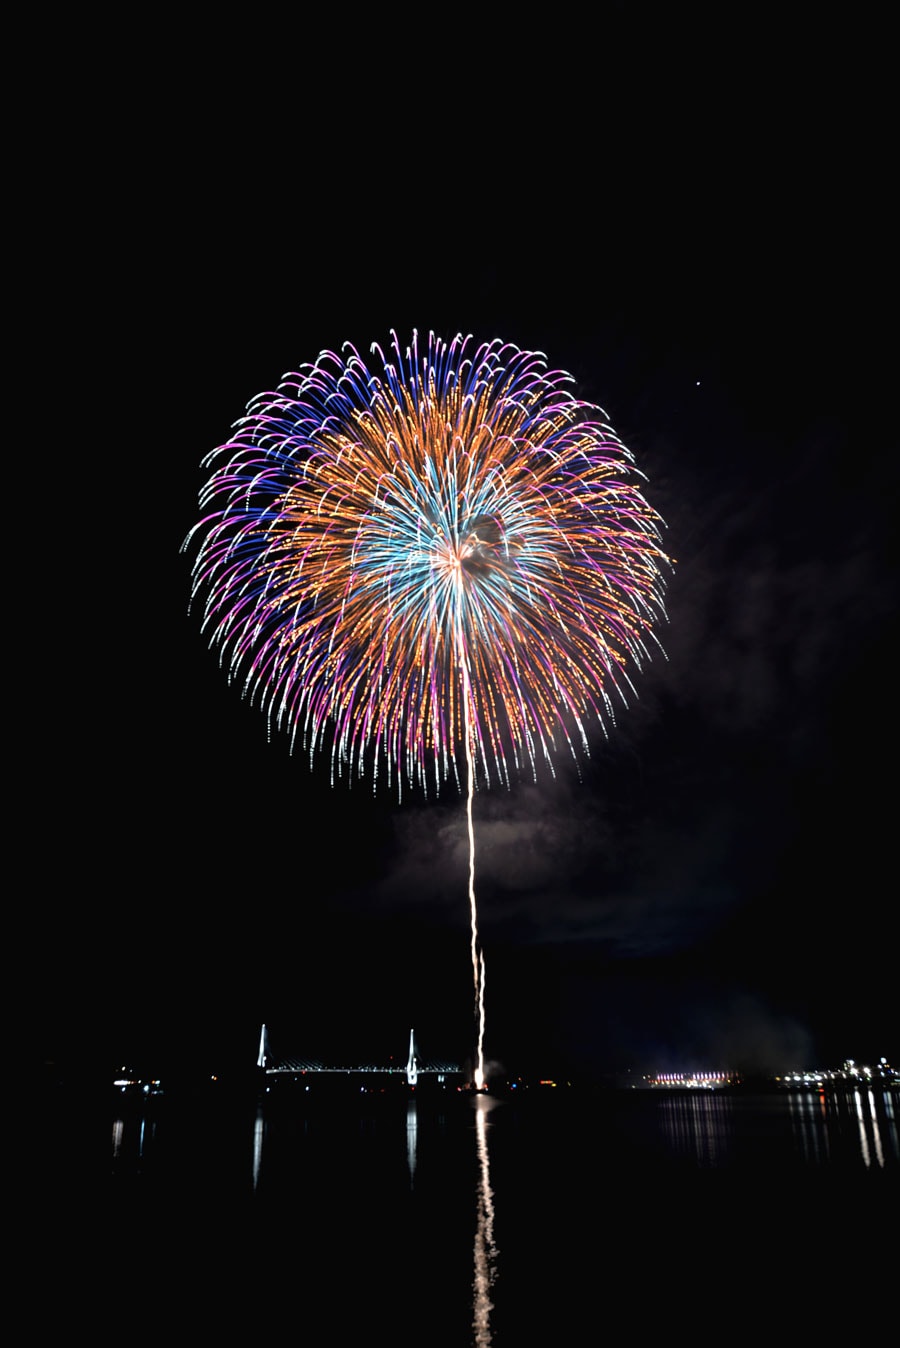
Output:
[
  {"left": 89, "top": 272, "right": 894, "bottom": 1087},
  {"left": 52, "top": 176, "right": 890, "bottom": 1089}
]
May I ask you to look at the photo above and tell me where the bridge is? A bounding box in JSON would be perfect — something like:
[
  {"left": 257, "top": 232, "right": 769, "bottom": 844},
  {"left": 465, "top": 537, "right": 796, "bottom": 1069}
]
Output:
[{"left": 257, "top": 1025, "right": 465, "bottom": 1087}]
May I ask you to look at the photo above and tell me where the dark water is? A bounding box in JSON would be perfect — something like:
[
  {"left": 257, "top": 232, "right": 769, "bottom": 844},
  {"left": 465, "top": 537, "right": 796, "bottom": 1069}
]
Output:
[{"left": 108, "top": 1084, "right": 898, "bottom": 1343}]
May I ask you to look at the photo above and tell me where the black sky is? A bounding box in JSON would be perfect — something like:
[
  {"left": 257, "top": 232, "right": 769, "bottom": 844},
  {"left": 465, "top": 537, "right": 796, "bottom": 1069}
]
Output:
[
  {"left": 83, "top": 270, "right": 895, "bottom": 1087},
  {"left": 40, "top": 34, "right": 893, "bottom": 1087}
]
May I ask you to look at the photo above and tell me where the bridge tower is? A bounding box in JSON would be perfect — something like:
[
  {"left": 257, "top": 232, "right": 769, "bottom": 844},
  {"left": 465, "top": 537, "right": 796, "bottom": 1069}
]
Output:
[
  {"left": 406, "top": 1028, "right": 418, "bottom": 1086},
  {"left": 257, "top": 1023, "right": 270, "bottom": 1070}
]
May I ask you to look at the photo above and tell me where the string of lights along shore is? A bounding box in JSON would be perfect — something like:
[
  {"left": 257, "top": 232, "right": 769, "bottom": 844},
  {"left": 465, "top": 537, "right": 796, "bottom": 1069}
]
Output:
[{"left": 185, "top": 330, "right": 672, "bottom": 1088}]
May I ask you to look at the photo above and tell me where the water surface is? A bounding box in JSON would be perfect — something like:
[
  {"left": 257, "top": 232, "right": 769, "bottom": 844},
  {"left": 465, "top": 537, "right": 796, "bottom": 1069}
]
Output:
[{"left": 108, "top": 1084, "right": 898, "bottom": 1343}]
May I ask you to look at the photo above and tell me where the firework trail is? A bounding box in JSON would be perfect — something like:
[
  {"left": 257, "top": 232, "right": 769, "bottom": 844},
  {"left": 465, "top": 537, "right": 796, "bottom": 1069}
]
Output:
[
  {"left": 460, "top": 646, "right": 486, "bottom": 1087},
  {"left": 185, "top": 331, "right": 670, "bottom": 1086}
]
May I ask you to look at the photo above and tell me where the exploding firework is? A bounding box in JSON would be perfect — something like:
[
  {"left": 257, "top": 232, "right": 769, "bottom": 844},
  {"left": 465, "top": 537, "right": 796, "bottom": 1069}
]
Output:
[
  {"left": 185, "top": 330, "right": 671, "bottom": 1087},
  {"left": 186, "top": 330, "right": 670, "bottom": 793}
]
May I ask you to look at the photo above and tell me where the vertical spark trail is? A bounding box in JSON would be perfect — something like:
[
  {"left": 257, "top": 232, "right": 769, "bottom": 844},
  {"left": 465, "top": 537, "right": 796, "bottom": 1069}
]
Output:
[{"left": 459, "top": 603, "right": 486, "bottom": 1090}]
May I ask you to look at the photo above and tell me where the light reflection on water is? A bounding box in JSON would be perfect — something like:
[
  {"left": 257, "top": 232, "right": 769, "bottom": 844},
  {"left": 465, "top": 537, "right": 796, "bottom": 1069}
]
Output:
[
  {"left": 237, "top": 1088, "right": 501, "bottom": 1342},
  {"left": 112, "top": 1086, "right": 900, "bottom": 1197},
  {"left": 656, "top": 1090, "right": 734, "bottom": 1167},
  {"left": 111, "top": 1086, "right": 898, "bottom": 1343},
  {"left": 252, "top": 1104, "right": 264, "bottom": 1190},
  {"left": 407, "top": 1098, "right": 417, "bottom": 1189},
  {"left": 111, "top": 1108, "right": 155, "bottom": 1165},
  {"left": 472, "top": 1095, "right": 499, "bottom": 1347},
  {"left": 650, "top": 1085, "right": 900, "bottom": 1171},
  {"left": 256, "top": 1091, "right": 499, "bottom": 1341},
  {"left": 788, "top": 1086, "right": 898, "bottom": 1170},
  {"left": 790, "top": 1084, "right": 831, "bottom": 1165}
]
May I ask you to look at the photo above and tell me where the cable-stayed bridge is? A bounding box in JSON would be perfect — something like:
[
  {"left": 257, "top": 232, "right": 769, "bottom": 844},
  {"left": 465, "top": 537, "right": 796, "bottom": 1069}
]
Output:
[{"left": 257, "top": 1025, "right": 465, "bottom": 1088}]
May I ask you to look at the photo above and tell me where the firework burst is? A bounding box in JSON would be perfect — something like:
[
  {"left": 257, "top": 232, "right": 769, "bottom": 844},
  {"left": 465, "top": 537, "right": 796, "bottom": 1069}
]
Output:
[{"left": 185, "top": 330, "right": 670, "bottom": 797}]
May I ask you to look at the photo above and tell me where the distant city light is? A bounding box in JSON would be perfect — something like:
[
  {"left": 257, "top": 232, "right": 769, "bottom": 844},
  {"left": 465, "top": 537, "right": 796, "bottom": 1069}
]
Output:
[{"left": 644, "top": 1071, "right": 735, "bottom": 1090}]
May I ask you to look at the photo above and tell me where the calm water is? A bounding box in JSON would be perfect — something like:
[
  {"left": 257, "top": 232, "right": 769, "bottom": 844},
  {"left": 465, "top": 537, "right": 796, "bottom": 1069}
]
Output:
[{"left": 108, "top": 1084, "right": 898, "bottom": 1343}]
